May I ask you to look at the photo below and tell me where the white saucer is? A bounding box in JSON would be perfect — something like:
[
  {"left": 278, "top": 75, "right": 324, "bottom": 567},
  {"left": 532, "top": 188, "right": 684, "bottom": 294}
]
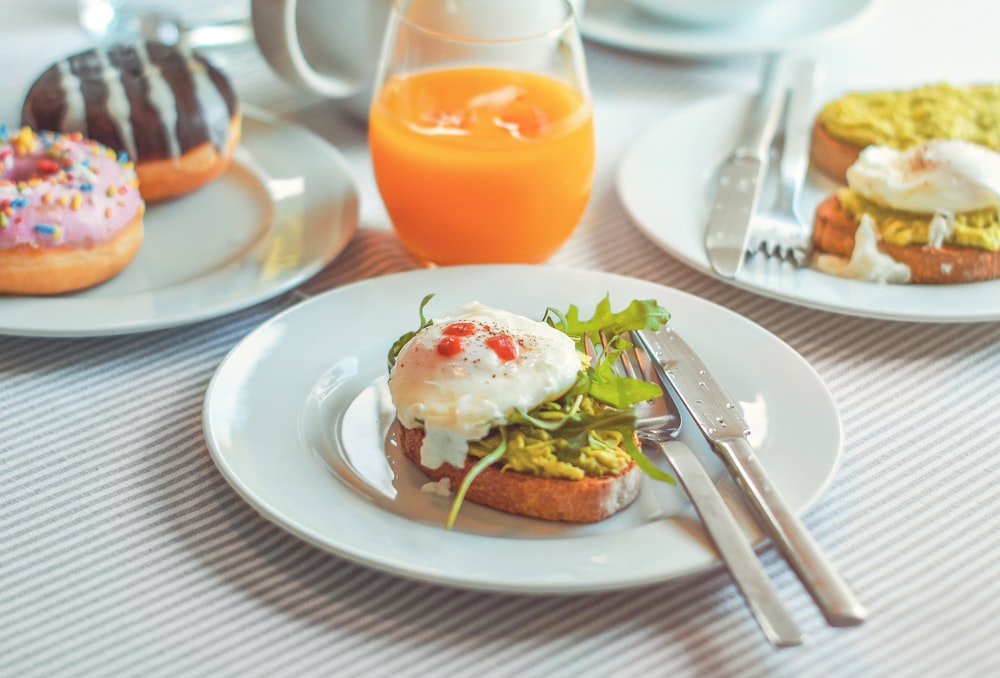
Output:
[
  {"left": 580, "top": 0, "right": 884, "bottom": 57},
  {"left": 202, "top": 265, "right": 844, "bottom": 594},
  {"left": 0, "top": 111, "right": 358, "bottom": 337},
  {"left": 618, "top": 92, "right": 1000, "bottom": 322}
]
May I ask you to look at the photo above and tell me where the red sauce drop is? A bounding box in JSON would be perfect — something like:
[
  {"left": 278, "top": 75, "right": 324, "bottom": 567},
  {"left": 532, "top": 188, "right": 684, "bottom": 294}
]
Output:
[
  {"left": 442, "top": 322, "right": 476, "bottom": 336},
  {"left": 36, "top": 159, "right": 60, "bottom": 174},
  {"left": 486, "top": 334, "right": 518, "bottom": 362},
  {"left": 436, "top": 335, "right": 464, "bottom": 357}
]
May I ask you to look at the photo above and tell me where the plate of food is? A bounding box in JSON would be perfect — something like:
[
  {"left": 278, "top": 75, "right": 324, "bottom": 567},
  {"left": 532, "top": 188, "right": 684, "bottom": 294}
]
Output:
[
  {"left": 202, "top": 265, "right": 843, "bottom": 594},
  {"left": 0, "top": 110, "right": 357, "bottom": 337},
  {"left": 617, "top": 84, "right": 1000, "bottom": 322},
  {"left": 579, "top": 0, "right": 883, "bottom": 58}
]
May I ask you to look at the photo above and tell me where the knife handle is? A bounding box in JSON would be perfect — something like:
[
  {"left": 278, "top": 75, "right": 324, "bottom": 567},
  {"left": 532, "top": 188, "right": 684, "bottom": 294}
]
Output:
[
  {"left": 734, "top": 53, "right": 790, "bottom": 161},
  {"left": 715, "top": 438, "right": 868, "bottom": 627},
  {"left": 661, "top": 440, "right": 803, "bottom": 648}
]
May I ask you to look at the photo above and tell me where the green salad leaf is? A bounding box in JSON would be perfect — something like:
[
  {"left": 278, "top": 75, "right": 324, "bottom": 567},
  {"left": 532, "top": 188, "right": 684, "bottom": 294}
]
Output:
[
  {"left": 387, "top": 293, "right": 435, "bottom": 369},
  {"left": 546, "top": 296, "right": 671, "bottom": 409}
]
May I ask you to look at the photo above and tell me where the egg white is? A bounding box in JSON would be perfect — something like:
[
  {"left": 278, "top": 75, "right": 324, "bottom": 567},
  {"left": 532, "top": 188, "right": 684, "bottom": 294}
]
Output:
[
  {"left": 389, "top": 302, "right": 581, "bottom": 469},
  {"left": 847, "top": 139, "right": 1000, "bottom": 214}
]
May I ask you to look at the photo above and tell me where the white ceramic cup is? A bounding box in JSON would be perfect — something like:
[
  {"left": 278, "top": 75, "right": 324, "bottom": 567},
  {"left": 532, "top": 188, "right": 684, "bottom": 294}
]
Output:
[{"left": 251, "top": 0, "right": 392, "bottom": 117}]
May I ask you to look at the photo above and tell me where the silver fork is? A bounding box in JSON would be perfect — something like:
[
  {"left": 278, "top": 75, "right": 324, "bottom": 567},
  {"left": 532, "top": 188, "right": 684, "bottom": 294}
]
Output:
[
  {"left": 586, "top": 333, "right": 803, "bottom": 648},
  {"left": 747, "top": 59, "right": 817, "bottom": 266}
]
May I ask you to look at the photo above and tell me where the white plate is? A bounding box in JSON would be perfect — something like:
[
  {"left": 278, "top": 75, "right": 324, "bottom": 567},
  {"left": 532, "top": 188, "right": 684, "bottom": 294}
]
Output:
[
  {"left": 0, "top": 112, "right": 358, "bottom": 337},
  {"left": 202, "top": 265, "right": 843, "bottom": 594},
  {"left": 580, "top": 0, "right": 883, "bottom": 57},
  {"left": 618, "top": 92, "right": 1000, "bottom": 323}
]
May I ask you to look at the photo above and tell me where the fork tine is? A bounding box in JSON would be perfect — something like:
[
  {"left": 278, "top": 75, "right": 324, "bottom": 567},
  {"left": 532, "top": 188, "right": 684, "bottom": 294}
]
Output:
[
  {"left": 599, "top": 330, "right": 645, "bottom": 382},
  {"left": 582, "top": 331, "right": 597, "bottom": 362}
]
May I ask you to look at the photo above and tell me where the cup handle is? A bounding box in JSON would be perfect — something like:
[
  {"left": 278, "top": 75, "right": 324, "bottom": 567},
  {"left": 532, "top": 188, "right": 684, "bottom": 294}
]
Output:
[{"left": 251, "top": 0, "right": 362, "bottom": 98}]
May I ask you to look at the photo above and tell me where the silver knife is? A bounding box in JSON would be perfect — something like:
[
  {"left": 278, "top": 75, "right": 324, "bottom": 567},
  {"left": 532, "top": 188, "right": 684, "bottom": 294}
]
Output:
[
  {"left": 634, "top": 327, "right": 868, "bottom": 628},
  {"left": 628, "top": 337, "right": 801, "bottom": 646},
  {"left": 705, "top": 54, "right": 790, "bottom": 278}
]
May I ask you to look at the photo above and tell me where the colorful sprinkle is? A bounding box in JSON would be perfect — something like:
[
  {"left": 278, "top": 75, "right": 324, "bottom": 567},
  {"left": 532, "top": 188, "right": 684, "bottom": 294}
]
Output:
[
  {"left": 58, "top": 195, "right": 70, "bottom": 207},
  {"left": 12, "top": 127, "right": 37, "bottom": 155},
  {"left": 41, "top": 192, "right": 53, "bottom": 205},
  {"left": 80, "top": 183, "right": 93, "bottom": 192},
  {"left": 105, "top": 207, "right": 112, "bottom": 218},
  {"left": 34, "top": 223, "right": 62, "bottom": 239},
  {"left": 106, "top": 185, "right": 116, "bottom": 197},
  {"left": 0, "top": 212, "right": 6, "bottom": 228},
  {"left": 71, "top": 193, "right": 82, "bottom": 211}
]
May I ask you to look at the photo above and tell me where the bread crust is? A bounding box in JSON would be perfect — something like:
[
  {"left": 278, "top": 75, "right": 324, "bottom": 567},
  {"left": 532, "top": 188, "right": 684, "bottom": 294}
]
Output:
[
  {"left": 399, "top": 423, "right": 642, "bottom": 523},
  {"left": 810, "top": 120, "right": 864, "bottom": 185},
  {"left": 813, "top": 195, "right": 1000, "bottom": 284}
]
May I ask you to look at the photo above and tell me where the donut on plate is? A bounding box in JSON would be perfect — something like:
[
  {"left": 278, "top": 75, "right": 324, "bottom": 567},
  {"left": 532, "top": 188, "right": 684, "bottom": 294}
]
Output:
[
  {"left": 0, "top": 126, "right": 145, "bottom": 295},
  {"left": 21, "top": 41, "right": 241, "bottom": 202}
]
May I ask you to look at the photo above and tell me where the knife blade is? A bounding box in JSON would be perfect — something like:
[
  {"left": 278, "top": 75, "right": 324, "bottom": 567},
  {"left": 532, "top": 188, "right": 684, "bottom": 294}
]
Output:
[
  {"left": 633, "top": 327, "right": 868, "bottom": 628},
  {"left": 705, "top": 54, "right": 790, "bottom": 279}
]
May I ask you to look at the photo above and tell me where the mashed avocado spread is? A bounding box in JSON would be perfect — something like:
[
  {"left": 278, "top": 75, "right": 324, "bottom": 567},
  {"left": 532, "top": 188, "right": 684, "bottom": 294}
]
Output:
[
  {"left": 467, "top": 395, "right": 633, "bottom": 480},
  {"left": 839, "top": 188, "right": 1000, "bottom": 251},
  {"left": 819, "top": 83, "right": 1000, "bottom": 151}
]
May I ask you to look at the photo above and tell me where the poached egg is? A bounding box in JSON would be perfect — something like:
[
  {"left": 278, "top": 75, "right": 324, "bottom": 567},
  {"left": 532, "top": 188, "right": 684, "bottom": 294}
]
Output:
[
  {"left": 389, "top": 302, "right": 581, "bottom": 469},
  {"left": 847, "top": 139, "right": 1000, "bottom": 214}
]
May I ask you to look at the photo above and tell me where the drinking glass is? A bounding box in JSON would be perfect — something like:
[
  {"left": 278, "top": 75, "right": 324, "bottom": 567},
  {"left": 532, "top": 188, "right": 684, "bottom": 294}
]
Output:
[{"left": 369, "top": 0, "right": 595, "bottom": 266}]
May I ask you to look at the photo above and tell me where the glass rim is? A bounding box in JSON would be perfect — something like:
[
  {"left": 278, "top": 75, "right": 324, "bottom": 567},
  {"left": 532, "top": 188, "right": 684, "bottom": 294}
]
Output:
[{"left": 391, "top": 0, "right": 576, "bottom": 45}]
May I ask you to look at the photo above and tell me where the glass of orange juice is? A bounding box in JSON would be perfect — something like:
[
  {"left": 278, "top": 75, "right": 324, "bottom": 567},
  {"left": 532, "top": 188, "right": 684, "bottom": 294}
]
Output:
[{"left": 369, "top": 0, "right": 595, "bottom": 266}]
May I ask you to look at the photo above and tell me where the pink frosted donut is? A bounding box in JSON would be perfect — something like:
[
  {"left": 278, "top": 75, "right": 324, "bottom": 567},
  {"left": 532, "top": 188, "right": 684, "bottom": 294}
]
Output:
[{"left": 0, "top": 126, "right": 145, "bottom": 295}]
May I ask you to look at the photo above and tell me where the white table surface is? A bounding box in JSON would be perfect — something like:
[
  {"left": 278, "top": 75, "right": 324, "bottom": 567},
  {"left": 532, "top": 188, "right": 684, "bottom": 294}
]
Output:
[{"left": 3, "top": 1, "right": 1000, "bottom": 676}]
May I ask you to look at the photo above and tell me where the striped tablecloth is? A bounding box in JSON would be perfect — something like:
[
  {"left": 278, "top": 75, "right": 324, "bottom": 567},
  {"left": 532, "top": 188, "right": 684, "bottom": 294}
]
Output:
[{"left": 3, "top": 1, "right": 1000, "bottom": 676}]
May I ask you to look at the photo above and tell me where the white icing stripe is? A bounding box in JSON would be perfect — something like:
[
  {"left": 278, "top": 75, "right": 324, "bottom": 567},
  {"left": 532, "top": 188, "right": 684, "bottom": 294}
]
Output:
[
  {"left": 188, "top": 57, "right": 232, "bottom": 151},
  {"left": 94, "top": 47, "right": 137, "bottom": 161},
  {"left": 56, "top": 60, "right": 89, "bottom": 136},
  {"left": 133, "top": 42, "right": 181, "bottom": 159}
]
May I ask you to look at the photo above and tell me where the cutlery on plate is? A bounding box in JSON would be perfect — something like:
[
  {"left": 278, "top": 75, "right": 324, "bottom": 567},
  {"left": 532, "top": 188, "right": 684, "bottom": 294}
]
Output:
[
  {"left": 600, "top": 332, "right": 804, "bottom": 648},
  {"left": 705, "top": 53, "right": 791, "bottom": 279},
  {"left": 749, "top": 59, "right": 818, "bottom": 265},
  {"left": 633, "top": 327, "right": 868, "bottom": 628}
]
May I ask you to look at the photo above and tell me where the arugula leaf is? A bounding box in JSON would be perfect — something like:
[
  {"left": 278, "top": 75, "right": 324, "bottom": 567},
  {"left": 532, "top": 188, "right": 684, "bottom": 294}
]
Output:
[
  {"left": 554, "top": 297, "right": 670, "bottom": 339},
  {"left": 547, "top": 295, "right": 671, "bottom": 409},
  {"left": 446, "top": 428, "right": 508, "bottom": 529},
  {"left": 387, "top": 293, "right": 435, "bottom": 369}
]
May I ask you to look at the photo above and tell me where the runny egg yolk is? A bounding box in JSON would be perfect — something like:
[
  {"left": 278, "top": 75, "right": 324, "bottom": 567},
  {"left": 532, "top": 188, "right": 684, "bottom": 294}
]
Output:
[{"left": 388, "top": 301, "right": 582, "bottom": 469}]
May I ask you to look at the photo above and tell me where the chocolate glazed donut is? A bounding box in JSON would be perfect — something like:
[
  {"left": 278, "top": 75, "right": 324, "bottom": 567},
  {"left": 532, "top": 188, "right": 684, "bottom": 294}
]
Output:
[{"left": 22, "top": 41, "right": 241, "bottom": 201}]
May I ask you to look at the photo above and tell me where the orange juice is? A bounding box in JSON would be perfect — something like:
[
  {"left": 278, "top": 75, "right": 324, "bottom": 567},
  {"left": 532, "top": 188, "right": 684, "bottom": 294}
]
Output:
[{"left": 369, "top": 66, "right": 595, "bottom": 265}]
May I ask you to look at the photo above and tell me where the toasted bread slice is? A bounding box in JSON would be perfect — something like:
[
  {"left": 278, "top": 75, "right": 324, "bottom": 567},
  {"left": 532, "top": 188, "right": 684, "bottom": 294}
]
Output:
[
  {"left": 810, "top": 120, "right": 862, "bottom": 185},
  {"left": 813, "top": 195, "right": 1000, "bottom": 284},
  {"left": 811, "top": 83, "right": 1000, "bottom": 183},
  {"left": 398, "top": 423, "right": 642, "bottom": 523}
]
